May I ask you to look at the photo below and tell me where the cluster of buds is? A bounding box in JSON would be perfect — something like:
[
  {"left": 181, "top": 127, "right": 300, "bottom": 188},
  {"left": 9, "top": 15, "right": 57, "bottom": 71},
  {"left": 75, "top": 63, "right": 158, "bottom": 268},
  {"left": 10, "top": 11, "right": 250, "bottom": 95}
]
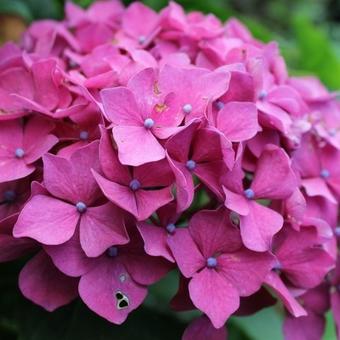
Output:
[{"left": 0, "top": 1, "right": 339, "bottom": 339}]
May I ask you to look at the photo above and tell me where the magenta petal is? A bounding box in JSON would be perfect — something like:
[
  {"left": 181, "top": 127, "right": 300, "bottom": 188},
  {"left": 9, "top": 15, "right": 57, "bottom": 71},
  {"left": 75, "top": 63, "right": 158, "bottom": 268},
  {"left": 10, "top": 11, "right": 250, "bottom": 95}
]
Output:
[
  {"left": 134, "top": 187, "right": 173, "bottom": 221},
  {"left": 283, "top": 312, "right": 325, "bottom": 340},
  {"left": 0, "top": 158, "right": 35, "bottom": 183},
  {"left": 264, "top": 271, "right": 306, "bottom": 317},
  {"left": 113, "top": 126, "right": 165, "bottom": 166},
  {"left": 167, "top": 228, "right": 205, "bottom": 278},
  {"left": 80, "top": 203, "right": 129, "bottom": 257},
  {"left": 122, "top": 253, "right": 172, "bottom": 285},
  {"left": 93, "top": 171, "right": 137, "bottom": 217},
  {"left": 223, "top": 187, "right": 250, "bottom": 216},
  {"left": 217, "top": 102, "right": 259, "bottom": 142},
  {"left": 189, "top": 208, "right": 242, "bottom": 257},
  {"left": 13, "top": 195, "right": 79, "bottom": 245},
  {"left": 79, "top": 257, "right": 147, "bottom": 324},
  {"left": 302, "top": 178, "right": 337, "bottom": 204},
  {"left": 182, "top": 315, "right": 227, "bottom": 340},
  {"left": 100, "top": 87, "right": 143, "bottom": 125},
  {"left": 43, "top": 141, "right": 100, "bottom": 205},
  {"left": 189, "top": 268, "right": 240, "bottom": 328},
  {"left": 19, "top": 251, "right": 78, "bottom": 312},
  {"left": 219, "top": 249, "right": 274, "bottom": 296},
  {"left": 331, "top": 291, "right": 340, "bottom": 333},
  {"left": 45, "top": 230, "right": 95, "bottom": 277},
  {"left": 240, "top": 202, "right": 283, "bottom": 252},
  {"left": 137, "top": 222, "right": 174, "bottom": 262},
  {"left": 251, "top": 145, "right": 297, "bottom": 199},
  {"left": 167, "top": 155, "right": 194, "bottom": 213}
]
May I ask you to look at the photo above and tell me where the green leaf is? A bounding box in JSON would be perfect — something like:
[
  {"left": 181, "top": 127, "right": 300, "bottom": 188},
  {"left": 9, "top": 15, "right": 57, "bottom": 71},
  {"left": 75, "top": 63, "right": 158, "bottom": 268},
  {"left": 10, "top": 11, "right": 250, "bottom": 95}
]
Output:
[
  {"left": 323, "top": 311, "right": 337, "bottom": 340},
  {"left": 231, "top": 306, "right": 284, "bottom": 340},
  {"left": 292, "top": 15, "right": 340, "bottom": 89},
  {"left": 0, "top": 0, "right": 33, "bottom": 21}
]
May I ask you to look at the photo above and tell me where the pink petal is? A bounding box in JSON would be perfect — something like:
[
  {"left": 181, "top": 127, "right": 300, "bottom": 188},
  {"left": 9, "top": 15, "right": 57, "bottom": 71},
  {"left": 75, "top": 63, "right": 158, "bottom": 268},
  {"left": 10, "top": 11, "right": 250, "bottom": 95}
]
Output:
[
  {"left": 302, "top": 178, "right": 337, "bottom": 204},
  {"left": 240, "top": 202, "right": 283, "bottom": 252},
  {"left": 251, "top": 145, "right": 297, "bottom": 199},
  {"left": 13, "top": 195, "right": 79, "bottom": 245},
  {"left": 167, "top": 228, "right": 205, "bottom": 277},
  {"left": 189, "top": 268, "right": 240, "bottom": 328},
  {"left": 189, "top": 208, "right": 242, "bottom": 257},
  {"left": 264, "top": 271, "right": 307, "bottom": 317},
  {"left": 45, "top": 230, "right": 95, "bottom": 277},
  {"left": 93, "top": 171, "right": 138, "bottom": 217},
  {"left": 223, "top": 187, "right": 250, "bottom": 216},
  {"left": 217, "top": 102, "right": 259, "bottom": 142},
  {"left": 43, "top": 141, "right": 101, "bottom": 205},
  {"left": 182, "top": 315, "right": 227, "bottom": 340},
  {"left": 113, "top": 126, "right": 165, "bottom": 166},
  {"left": 19, "top": 251, "right": 78, "bottom": 312},
  {"left": 137, "top": 222, "right": 174, "bottom": 262},
  {"left": 80, "top": 203, "right": 129, "bottom": 257},
  {"left": 101, "top": 87, "right": 142, "bottom": 125},
  {"left": 166, "top": 155, "right": 194, "bottom": 213},
  {"left": 283, "top": 312, "right": 325, "bottom": 340},
  {"left": 134, "top": 187, "right": 173, "bottom": 221},
  {"left": 218, "top": 249, "right": 274, "bottom": 296},
  {"left": 79, "top": 257, "right": 147, "bottom": 324}
]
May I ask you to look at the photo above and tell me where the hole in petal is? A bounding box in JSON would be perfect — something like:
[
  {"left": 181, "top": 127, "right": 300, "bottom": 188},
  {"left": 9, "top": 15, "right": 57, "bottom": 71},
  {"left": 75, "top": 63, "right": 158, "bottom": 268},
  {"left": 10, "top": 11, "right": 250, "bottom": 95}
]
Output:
[
  {"left": 229, "top": 211, "right": 240, "bottom": 226},
  {"left": 214, "top": 100, "right": 224, "bottom": 110},
  {"left": 115, "top": 290, "right": 129, "bottom": 309}
]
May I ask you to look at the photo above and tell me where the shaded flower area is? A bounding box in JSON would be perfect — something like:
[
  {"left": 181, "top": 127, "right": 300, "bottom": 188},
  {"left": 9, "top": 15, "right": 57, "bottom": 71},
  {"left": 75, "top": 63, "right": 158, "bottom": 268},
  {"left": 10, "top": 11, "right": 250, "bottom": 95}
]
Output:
[{"left": 0, "top": 1, "right": 340, "bottom": 339}]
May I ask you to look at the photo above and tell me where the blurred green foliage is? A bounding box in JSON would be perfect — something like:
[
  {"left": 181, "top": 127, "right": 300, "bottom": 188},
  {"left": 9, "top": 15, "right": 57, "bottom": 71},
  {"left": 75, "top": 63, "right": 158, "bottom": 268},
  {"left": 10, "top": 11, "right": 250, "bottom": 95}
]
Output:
[{"left": 1, "top": 0, "right": 340, "bottom": 339}]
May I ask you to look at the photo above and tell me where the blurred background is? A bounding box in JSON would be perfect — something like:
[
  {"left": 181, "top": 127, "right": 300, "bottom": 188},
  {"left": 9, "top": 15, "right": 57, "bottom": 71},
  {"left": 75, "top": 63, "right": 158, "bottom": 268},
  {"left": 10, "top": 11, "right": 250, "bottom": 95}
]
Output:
[
  {"left": 0, "top": 1, "right": 339, "bottom": 339},
  {"left": 1, "top": 0, "right": 340, "bottom": 89}
]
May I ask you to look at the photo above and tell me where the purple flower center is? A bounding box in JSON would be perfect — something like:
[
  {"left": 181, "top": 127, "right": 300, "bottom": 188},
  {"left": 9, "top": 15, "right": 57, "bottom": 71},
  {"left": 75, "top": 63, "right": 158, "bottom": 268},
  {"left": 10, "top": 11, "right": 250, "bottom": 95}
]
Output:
[
  {"left": 144, "top": 118, "right": 154, "bottom": 129},
  {"left": 129, "top": 179, "right": 141, "bottom": 191},
  {"left": 138, "top": 35, "right": 146, "bottom": 44},
  {"left": 166, "top": 223, "right": 176, "bottom": 234},
  {"left": 76, "top": 201, "right": 87, "bottom": 213},
  {"left": 328, "top": 129, "right": 337, "bottom": 137},
  {"left": 182, "top": 104, "right": 192, "bottom": 114},
  {"left": 244, "top": 188, "right": 255, "bottom": 199},
  {"left": 335, "top": 226, "right": 340, "bottom": 237},
  {"left": 107, "top": 246, "right": 118, "bottom": 257},
  {"left": 207, "top": 257, "right": 217, "bottom": 268},
  {"left": 258, "top": 90, "right": 267, "bottom": 100},
  {"left": 320, "top": 169, "right": 330, "bottom": 179},
  {"left": 214, "top": 100, "right": 225, "bottom": 110},
  {"left": 3, "top": 190, "right": 16, "bottom": 203},
  {"left": 273, "top": 259, "right": 282, "bottom": 271},
  {"left": 79, "top": 130, "right": 89, "bottom": 141},
  {"left": 15, "top": 148, "right": 25, "bottom": 159},
  {"left": 186, "top": 159, "right": 196, "bottom": 171}
]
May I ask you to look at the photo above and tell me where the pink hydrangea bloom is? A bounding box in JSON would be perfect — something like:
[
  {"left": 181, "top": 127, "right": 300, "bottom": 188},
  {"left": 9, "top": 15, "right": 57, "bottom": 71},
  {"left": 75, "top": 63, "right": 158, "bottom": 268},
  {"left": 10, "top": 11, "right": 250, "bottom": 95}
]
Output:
[{"left": 0, "top": 1, "right": 340, "bottom": 338}]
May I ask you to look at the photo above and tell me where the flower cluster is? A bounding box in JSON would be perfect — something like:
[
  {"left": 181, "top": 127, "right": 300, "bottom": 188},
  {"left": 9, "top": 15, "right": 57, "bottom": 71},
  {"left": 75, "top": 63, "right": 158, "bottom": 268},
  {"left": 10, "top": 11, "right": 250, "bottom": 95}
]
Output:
[{"left": 0, "top": 1, "right": 339, "bottom": 339}]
